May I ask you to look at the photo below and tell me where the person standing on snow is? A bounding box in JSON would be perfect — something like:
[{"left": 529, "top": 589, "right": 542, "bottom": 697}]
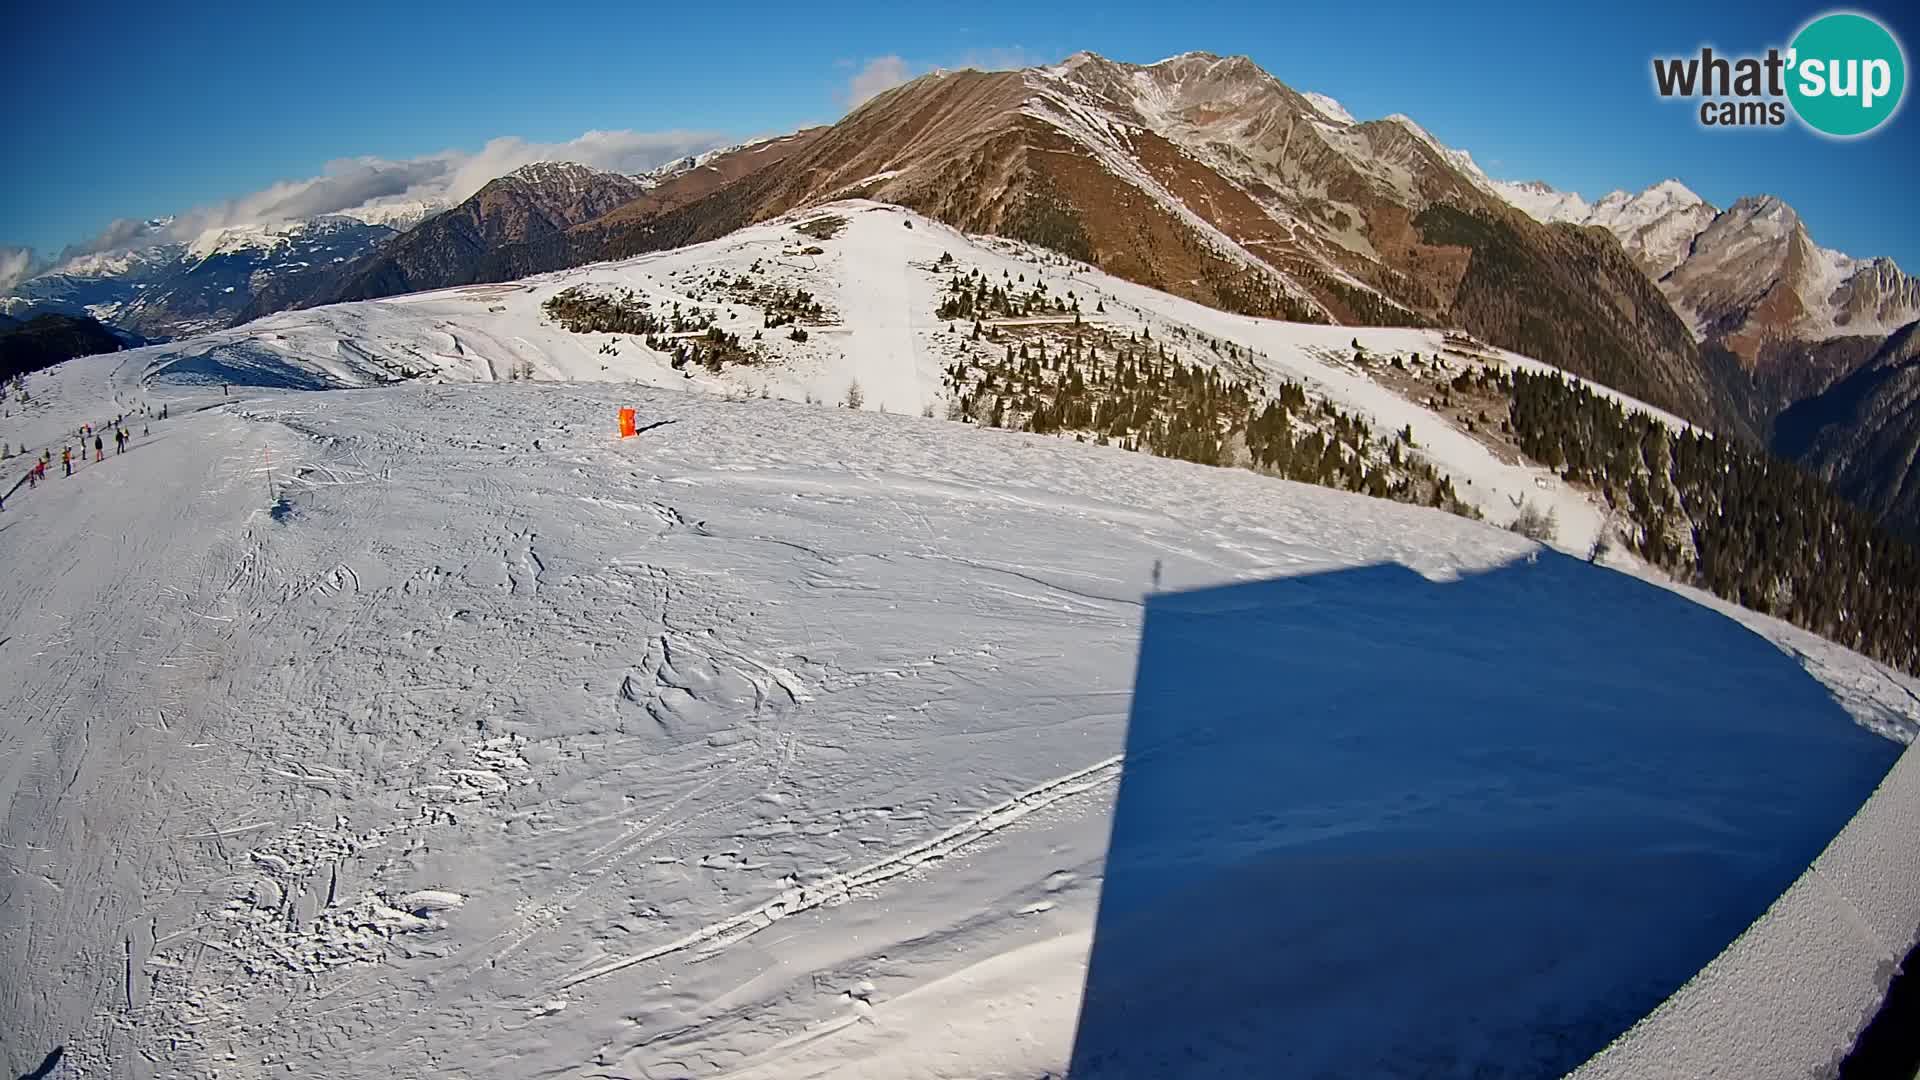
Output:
[
  {"left": 62, "top": 447, "right": 71, "bottom": 477},
  {"left": 94, "top": 435, "right": 104, "bottom": 462}
]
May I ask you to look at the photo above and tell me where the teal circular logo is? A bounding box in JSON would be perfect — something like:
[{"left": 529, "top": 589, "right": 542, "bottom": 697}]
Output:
[{"left": 1787, "top": 12, "right": 1906, "bottom": 137}]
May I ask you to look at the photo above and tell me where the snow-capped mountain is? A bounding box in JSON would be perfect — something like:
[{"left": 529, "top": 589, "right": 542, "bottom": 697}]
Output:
[
  {"left": 3, "top": 243, "right": 176, "bottom": 331},
  {"left": 633, "top": 137, "right": 793, "bottom": 189},
  {"left": 1581, "top": 180, "right": 1717, "bottom": 280},
  {"left": 1496, "top": 177, "right": 1722, "bottom": 285},
  {"left": 244, "top": 52, "right": 1717, "bottom": 437},
  {"left": 2, "top": 164, "right": 651, "bottom": 341},
  {"left": 1668, "top": 194, "right": 1920, "bottom": 347},
  {"left": 1493, "top": 178, "right": 1920, "bottom": 349},
  {"left": 1490, "top": 175, "right": 1920, "bottom": 535},
  {"left": 498, "top": 160, "right": 647, "bottom": 206},
  {"left": 268, "top": 160, "right": 660, "bottom": 312},
  {"left": 22, "top": 50, "right": 1907, "bottom": 530},
  {"left": 333, "top": 197, "right": 450, "bottom": 231},
  {"left": 1301, "top": 91, "right": 1356, "bottom": 125},
  {"left": 2, "top": 214, "right": 400, "bottom": 341}
]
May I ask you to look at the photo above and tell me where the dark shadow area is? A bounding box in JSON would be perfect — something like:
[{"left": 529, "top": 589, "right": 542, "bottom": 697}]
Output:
[
  {"left": 147, "top": 342, "right": 342, "bottom": 391},
  {"left": 632, "top": 418, "right": 680, "bottom": 436},
  {"left": 16, "top": 1046, "right": 62, "bottom": 1080},
  {"left": 1838, "top": 928, "right": 1920, "bottom": 1080},
  {"left": 1068, "top": 552, "right": 1901, "bottom": 1079}
]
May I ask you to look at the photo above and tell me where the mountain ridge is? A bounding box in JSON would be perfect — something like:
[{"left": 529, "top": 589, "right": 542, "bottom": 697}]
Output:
[
  {"left": 13, "top": 49, "right": 1912, "bottom": 535},
  {"left": 242, "top": 51, "right": 1729, "bottom": 439},
  {"left": 1494, "top": 173, "right": 1920, "bottom": 535}
]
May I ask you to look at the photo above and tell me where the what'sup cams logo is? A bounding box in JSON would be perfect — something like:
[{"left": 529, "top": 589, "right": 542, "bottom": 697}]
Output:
[{"left": 1652, "top": 11, "right": 1907, "bottom": 136}]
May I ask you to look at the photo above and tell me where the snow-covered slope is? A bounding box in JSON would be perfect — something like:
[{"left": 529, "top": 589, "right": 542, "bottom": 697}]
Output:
[
  {"left": 116, "top": 200, "right": 1689, "bottom": 556},
  {"left": 1492, "top": 177, "right": 1715, "bottom": 277},
  {"left": 1581, "top": 180, "right": 1718, "bottom": 281},
  {"left": 1, "top": 339, "right": 1913, "bottom": 1079},
  {"left": 1488, "top": 179, "right": 1592, "bottom": 225},
  {"left": 1301, "top": 91, "right": 1356, "bottom": 125}
]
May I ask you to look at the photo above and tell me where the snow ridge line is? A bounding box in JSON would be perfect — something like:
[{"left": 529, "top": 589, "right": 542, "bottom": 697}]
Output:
[{"left": 555, "top": 754, "right": 1124, "bottom": 991}]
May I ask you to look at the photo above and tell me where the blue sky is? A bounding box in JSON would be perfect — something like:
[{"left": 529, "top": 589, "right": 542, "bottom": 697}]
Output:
[{"left": 4, "top": 0, "right": 1916, "bottom": 270}]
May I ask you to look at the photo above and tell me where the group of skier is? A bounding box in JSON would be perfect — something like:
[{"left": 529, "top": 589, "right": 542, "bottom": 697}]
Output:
[{"left": 2, "top": 402, "right": 161, "bottom": 511}]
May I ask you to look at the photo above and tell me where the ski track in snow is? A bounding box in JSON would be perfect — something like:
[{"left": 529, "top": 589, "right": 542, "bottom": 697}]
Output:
[
  {"left": 556, "top": 754, "right": 1122, "bottom": 992},
  {"left": 1, "top": 210, "right": 1917, "bottom": 1079}
]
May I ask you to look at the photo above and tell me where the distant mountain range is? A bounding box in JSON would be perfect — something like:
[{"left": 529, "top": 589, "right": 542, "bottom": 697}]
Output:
[
  {"left": 2, "top": 215, "right": 405, "bottom": 341},
  {"left": 1491, "top": 175, "right": 1920, "bottom": 538},
  {"left": 7, "top": 50, "right": 1915, "bottom": 536},
  {"left": 276, "top": 161, "right": 654, "bottom": 311}
]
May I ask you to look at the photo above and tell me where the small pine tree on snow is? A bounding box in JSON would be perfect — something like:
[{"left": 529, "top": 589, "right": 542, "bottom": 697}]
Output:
[{"left": 844, "top": 380, "right": 865, "bottom": 410}]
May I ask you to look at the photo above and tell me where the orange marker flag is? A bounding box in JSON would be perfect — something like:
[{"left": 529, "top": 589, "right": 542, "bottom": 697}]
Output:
[{"left": 618, "top": 407, "right": 637, "bottom": 438}]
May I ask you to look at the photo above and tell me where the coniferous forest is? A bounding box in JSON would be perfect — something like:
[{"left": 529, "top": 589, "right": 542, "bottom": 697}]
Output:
[
  {"left": 939, "top": 319, "right": 1476, "bottom": 519},
  {"left": 1503, "top": 368, "right": 1920, "bottom": 675}
]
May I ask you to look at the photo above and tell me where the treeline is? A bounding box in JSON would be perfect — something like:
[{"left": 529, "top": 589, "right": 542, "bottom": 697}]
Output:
[
  {"left": 937, "top": 262, "right": 1077, "bottom": 321},
  {"left": 661, "top": 327, "right": 758, "bottom": 373},
  {"left": 544, "top": 287, "right": 706, "bottom": 337},
  {"left": 1505, "top": 368, "right": 1920, "bottom": 674},
  {"left": 943, "top": 330, "right": 1473, "bottom": 517},
  {"left": 542, "top": 287, "right": 759, "bottom": 373}
]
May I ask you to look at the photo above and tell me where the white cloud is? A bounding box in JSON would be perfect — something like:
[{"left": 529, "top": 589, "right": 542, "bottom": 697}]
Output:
[
  {"left": 841, "top": 46, "right": 1047, "bottom": 111},
  {"left": 52, "top": 128, "right": 729, "bottom": 267},
  {"left": 846, "top": 56, "right": 914, "bottom": 108},
  {"left": 0, "top": 247, "right": 40, "bottom": 293},
  {"left": 953, "top": 46, "right": 1046, "bottom": 72}
]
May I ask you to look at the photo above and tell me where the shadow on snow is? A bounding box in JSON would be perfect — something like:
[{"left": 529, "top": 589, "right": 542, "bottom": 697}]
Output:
[{"left": 1067, "top": 551, "right": 1900, "bottom": 1079}]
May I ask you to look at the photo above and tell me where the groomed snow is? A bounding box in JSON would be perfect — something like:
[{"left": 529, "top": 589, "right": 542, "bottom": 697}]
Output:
[{"left": 2, "top": 339, "right": 1916, "bottom": 1078}]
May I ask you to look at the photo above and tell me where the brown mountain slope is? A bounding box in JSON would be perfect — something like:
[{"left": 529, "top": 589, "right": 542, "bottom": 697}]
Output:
[
  {"left": 580, "top": 54, "right": 1728, "bottom": 428},
  {"left": 650, "top": 55, "right": 1726, "bottom": 430},
  {"left": 313, "top": 162, "right": 651, "bottom": 305},
  {"left": 1774, "top": 321, "right": 1920, "bottom": 540},
  {"left": 244, "top": 51, "right": 1735, "bottom": 434}
]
